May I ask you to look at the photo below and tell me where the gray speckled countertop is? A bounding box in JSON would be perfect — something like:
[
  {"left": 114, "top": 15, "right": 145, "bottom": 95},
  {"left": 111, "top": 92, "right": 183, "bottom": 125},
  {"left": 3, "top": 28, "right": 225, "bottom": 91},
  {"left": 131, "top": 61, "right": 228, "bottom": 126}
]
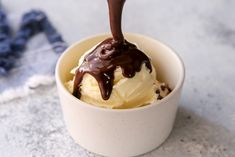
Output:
[{"left": 0, "top": 0, "right": 235, "bottom": 157}]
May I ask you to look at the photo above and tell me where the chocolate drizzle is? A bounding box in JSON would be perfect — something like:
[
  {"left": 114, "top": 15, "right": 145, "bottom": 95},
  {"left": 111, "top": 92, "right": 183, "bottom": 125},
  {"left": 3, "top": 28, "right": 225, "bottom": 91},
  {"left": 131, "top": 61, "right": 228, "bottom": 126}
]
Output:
[
  {"left": 108, "top": 0, "right": 125, "bottom": 42},
  {"left": 73, "top": 0, "right": 152, "bottom": 100}
]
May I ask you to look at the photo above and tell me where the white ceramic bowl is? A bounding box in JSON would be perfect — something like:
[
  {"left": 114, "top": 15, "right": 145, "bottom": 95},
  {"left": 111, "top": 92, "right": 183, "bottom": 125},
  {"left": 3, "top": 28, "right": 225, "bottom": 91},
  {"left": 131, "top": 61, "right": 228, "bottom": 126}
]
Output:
[{"left": 55, "top": 33, "right": 185, "bottom": 157}]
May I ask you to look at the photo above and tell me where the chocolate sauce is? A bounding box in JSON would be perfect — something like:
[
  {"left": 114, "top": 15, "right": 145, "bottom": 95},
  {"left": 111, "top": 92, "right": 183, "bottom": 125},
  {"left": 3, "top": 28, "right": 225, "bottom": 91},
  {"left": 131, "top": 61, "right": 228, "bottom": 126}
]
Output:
[
  {"left": 108, "top": 0, "right": 125, "bottom": 42},
  {"left": 73, "top": 0, "right": 152, "bottom": 100}
]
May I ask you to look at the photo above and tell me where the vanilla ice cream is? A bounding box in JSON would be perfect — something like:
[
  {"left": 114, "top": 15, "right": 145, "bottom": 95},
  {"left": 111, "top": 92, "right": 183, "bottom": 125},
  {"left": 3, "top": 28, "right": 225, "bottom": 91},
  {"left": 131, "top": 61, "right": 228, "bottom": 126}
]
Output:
[{"left": 66, "top": 45, "right": 171, "bottom": 109}]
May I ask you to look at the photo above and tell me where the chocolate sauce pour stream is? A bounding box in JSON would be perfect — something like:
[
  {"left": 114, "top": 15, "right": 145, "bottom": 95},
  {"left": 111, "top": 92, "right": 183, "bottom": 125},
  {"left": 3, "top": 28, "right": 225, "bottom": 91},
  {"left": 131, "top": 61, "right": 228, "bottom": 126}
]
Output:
[
  {"left": 73, "top": 0, "right": 152, "bottom": 100},
  {"left": 108, "top": 0, "right": 125, "bottom": 42}
]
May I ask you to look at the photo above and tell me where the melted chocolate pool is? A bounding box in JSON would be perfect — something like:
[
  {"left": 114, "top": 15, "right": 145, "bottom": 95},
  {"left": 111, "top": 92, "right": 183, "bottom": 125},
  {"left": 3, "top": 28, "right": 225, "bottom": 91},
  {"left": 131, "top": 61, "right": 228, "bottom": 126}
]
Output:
[{"left": 73, "top": 0, "right": 152, "bottom": 100}]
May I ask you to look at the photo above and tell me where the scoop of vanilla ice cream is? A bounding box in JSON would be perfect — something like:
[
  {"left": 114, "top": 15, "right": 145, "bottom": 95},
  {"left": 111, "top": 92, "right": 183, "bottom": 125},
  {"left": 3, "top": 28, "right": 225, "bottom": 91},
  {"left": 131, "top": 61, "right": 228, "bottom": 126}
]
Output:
[{"left": 66, "top": 45, "right": 167, "bottom": 109}]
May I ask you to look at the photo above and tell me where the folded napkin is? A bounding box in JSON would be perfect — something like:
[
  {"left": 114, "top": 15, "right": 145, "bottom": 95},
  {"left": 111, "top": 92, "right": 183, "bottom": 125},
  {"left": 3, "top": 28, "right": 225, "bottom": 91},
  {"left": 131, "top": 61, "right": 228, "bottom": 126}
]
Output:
[{"left": 0, "top": 9, "right": 67, "bottom": 94}]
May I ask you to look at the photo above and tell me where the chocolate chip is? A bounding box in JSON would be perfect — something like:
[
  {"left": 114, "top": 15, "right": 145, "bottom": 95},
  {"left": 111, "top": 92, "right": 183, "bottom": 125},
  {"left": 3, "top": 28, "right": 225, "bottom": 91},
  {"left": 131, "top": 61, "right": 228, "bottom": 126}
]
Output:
[
  {"left": 167, "top": 86, "right": 172, "bottom": 92},
  {"left": 157, "top": 95, "right": 163, "bottom": 100},
  {"left": 155, "top": 89, "right": 160, "bottom": 94},
  {"left": 160, "top": 84, "right": 166, "bottom": 91}
]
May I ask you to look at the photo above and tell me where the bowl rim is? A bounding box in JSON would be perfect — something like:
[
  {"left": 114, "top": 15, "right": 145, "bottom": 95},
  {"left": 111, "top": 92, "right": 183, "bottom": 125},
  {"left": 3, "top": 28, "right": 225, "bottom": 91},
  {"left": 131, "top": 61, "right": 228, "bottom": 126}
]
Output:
[{"left": 55, "top": 32, "right": 185, "bottom": 112}]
